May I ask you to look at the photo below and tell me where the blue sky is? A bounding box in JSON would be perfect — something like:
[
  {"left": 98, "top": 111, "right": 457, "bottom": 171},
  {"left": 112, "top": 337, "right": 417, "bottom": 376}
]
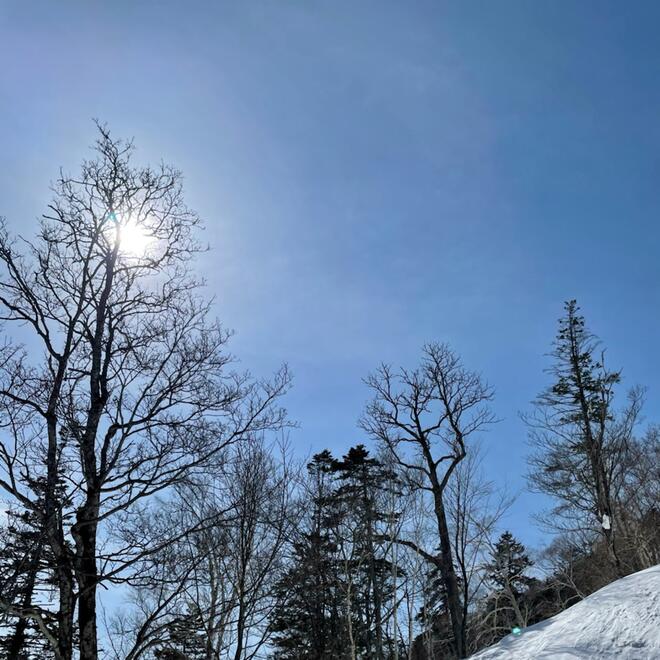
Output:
[{"left": 1, "top": 1, "right": 659, "bottom": 550}]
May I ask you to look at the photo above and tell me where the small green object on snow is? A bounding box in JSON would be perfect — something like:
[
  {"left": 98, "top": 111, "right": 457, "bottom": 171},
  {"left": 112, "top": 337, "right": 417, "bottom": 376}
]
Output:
[{"left": 512, "top": 627, "right": 522, "bottom": 636}]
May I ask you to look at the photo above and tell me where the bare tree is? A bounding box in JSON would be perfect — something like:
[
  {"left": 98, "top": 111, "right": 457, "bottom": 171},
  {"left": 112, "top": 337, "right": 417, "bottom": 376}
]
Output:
[
  {"left": 0, "top": 125, "right": 289, "bottom": 659},
  {"left": 615, "top": 425, "right": 660, "bottom": 570},
  {"left": 445, "top": 448, "right": 512, "bottom": 655},
  {"left": 110, "top": 437, "right": 298, "bottom": 660},
  {"left": 223, "top": 439, "right": 298, "bottom": 660},
  {"left": 361, "top": 343, "right": 495, "bottom": 658}
]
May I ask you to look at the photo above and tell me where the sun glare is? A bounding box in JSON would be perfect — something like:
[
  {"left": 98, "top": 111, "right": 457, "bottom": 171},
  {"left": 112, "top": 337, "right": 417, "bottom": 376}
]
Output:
[
  {"left": 118, "top": 218, "right": 152, "bottom": 255},
  {"left": 106, "top": 212, "right": 153, "bottom": 255}
]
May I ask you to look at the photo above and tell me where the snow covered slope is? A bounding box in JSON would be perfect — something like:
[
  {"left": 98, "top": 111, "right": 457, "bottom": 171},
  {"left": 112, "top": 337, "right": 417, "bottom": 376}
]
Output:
[{"left": 470, "top": 564, "right": 660, "bottom": 659}]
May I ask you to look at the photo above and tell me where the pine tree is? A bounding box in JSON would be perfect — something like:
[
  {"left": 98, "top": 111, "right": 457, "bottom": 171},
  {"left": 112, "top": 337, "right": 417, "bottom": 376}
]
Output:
[
  {"left": 526, "top": 300, "right": 636, "bottom": 576},
  {"left": 487, "top": 532, "right": 533, "bottom": 596},
  {"left": 270, "top": 451, "right": 345, "bottom": 659},
  {"left": 269, "top": 447, "right": 403, "bottom": 659},
  {"left": 484, "top": 531, "right": 534, "bottom": 636},
  {"left": 0, "top": 474, "right": 66, "bottom": 659},
  {"left": 153, "top": 606, "right": 207, "bottom": 660},
  {"left": 331, "top": 445, "right": 401, "bottom": 659}
]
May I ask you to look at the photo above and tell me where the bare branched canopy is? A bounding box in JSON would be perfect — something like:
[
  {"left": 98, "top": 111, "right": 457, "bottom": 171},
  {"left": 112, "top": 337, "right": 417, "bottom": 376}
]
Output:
[
  {"left": 361, "top": 343, "right": 495, "bottom": 491},
  {"left": 361, "top": 342, "right": 495, "bottom": 659},
  {"left": 0, "top": 125, "right": 290, "bottom": 660}
]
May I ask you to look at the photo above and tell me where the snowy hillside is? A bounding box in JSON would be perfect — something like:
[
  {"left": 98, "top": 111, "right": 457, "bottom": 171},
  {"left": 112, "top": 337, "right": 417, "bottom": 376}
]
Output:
[{"left": 470, "top": 564, "right": 660, "bottom": 659}]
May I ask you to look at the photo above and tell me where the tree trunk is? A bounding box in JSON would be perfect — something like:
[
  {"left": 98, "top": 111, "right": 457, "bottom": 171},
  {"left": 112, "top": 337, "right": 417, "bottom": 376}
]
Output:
[
  {"left": 365, "top": 487, "right": 384, "bottom": 660},
  {"left": 345, "top": 572, "right": 356, "bottom": 660},
  {"left": 75, "top": 495, "right": 100, "bottom": 660},
  {"left": 391, "top": 536, "right": 399, "bottom": 660},
  {"left": 567, "top": 309, "right": 623, "bottom": 577},
  {"left": 432, "top": 491, "right": 465, "bottom": 658},
  {"left": 232, "top": 573, "right": 246, "bottom": 660},
  {"left": 56, "top": 557, "right": 75, "bottom": 660}
]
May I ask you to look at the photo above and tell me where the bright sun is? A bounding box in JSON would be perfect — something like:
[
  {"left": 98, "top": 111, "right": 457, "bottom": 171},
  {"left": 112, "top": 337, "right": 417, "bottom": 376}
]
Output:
[
  {"left": 118, "top": 218, "right": 152, "bottom": 255},
  {"left": 106, "top": 213, "right": 153, "bottom": 255}
]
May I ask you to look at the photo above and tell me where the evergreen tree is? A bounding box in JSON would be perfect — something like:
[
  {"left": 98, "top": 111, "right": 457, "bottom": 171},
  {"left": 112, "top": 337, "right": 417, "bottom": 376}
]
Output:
[
  {"left": 483, "top": 531, "right": 534, "bottom": 636},
  {"left": 487, "top": 532, "right": 533, "bottom": 596},
  {"left": 330, "top": 445, "right": 402, "bottom": 659},
  {"left": 153, "top": 606, "right": 208, "bottom": 660},
  {"left": 269, "top": 447, "right": 403, "bottom": 659},
  {"left": 0, "top": 473, "right": 67, "bottom": 659},
  {"left": 270, "top": 451, "right": 345, "bottom": 659},
  {"left": 526, "top": 300, "right": 639, "bottom": 576}
]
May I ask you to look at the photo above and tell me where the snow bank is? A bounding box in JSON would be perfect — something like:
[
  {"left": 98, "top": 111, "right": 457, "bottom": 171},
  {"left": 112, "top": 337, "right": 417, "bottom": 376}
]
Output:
[{"left": 470, "top": 564, "right": 660, "bottom": 659}]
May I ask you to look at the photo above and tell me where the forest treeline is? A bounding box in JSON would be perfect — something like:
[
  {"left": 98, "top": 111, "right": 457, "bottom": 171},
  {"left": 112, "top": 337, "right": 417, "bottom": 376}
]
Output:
[{"left": 0, "top": 128, "right": 658, "bottom": 659}]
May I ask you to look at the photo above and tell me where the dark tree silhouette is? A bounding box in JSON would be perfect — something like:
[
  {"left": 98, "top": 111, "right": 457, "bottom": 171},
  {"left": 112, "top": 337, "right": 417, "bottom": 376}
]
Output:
[
  {"left": 0, "top": 125, "right": 289, "bottom": 659},
  {"left": 361, "top": 343, "right": 495, "bottom": 659},
  {"left": 526, "top": 301, "right": 643, "bottom": 576}
]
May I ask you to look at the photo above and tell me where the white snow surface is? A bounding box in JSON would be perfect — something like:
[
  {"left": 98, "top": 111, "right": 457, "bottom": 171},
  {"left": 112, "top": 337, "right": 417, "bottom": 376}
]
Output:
[{"left": 470, "top": 564, "right": 660, "bottom": 659}]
